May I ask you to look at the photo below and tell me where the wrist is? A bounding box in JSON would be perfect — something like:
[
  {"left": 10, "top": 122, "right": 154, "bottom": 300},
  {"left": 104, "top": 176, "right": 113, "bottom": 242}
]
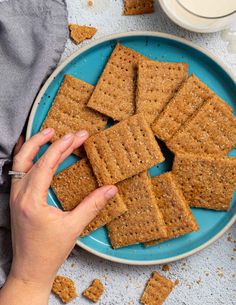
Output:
[
  {"left": 0, "top": 273, "right": 51, "bottom": 305},
  {"left": 10, "top": 256, "right": 56, "bottom": 289}
]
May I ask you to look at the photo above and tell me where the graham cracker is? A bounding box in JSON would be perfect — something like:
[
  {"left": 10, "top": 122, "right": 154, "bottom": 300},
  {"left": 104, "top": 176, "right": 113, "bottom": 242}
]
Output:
[
  {"left": 69, "top": 24, "right": 97, "bottom": 44},
  {"left": 87, "top": 43, "right": 147, "bottom": 121},
  {"left": 141, "top": 272, "right": 175, "bottom": 305},
  {"left": 145, "top": 172, "right": 198, "bottom": 247},
  {"left": 51, "top": 159, "right": 127, "bottom": 236},
  {"left": 123, "top": 0, "right": 154, "bottom": 15},
  {"left": 107, "top": 171, "right": 167, "bottom": 248},
  {"left": 84, "top": 114, "right": 165, "bottom": 185},
  {"left": 136, "top": 60, "right": 188, "bottom": 123},
  {"left": 167, "top": 96, "right": 236, "bottom": 155},
  {"left": 41, "top": 74, "right": 107, "bottom": 156},
  {"left": 52, "top": 276, "right": 77, "bottom": 303},
  {"left": 152, "top": 74, "right": 232, "bottom": 141},
  {"left": 83, "top": 279, "right": 104, "bottom": 303},
  {"left": 172, "top": 153, "right": 236, "bottom": 210}
]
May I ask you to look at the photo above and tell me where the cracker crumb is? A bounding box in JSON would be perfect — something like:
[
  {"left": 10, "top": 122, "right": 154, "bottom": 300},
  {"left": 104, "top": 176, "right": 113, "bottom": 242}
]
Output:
[
  {"left": 233, "top": 247, "right": 236, "bottom": 252},
  {"left": 69, "top": 24, "right": 97, "bottom": 45},
  {"left": 52, "top": 275, "right": 77, "bottom": 303},
  {"left": 175, "top": 279, "right": 180, "bottom": 285},
  {"left": 205, "top": 272, "right": 209, "bottom": 276},
  {"left": 217, "top": 272, "right": 224, "bottom": 278},
  {"left": 162, "top": 264, "right": 170, "bottom": 272},
  {"left": 187, "top": 284, "right": 192, "bottom": 289},
  {"left": 87, "top": 0, "right": 93, "bottom": 6},
  {"left": 196, "top": 278, "right": 201, "bottom": 284},
  {"left": 83, "top": 279, "right": 104, "bottom": 303},
  {"left": 227, "top": 235, "right": 233, "bottom": 242}
]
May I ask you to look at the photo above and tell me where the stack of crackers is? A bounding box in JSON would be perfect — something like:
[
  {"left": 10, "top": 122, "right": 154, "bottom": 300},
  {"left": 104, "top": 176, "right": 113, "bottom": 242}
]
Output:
[{"left": 42, "top": 43, "right": 236, "bottom": 250}]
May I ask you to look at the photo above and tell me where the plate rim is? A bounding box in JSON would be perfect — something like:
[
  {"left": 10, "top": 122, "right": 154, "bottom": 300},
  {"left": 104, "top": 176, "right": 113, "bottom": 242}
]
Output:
[{"left": 26, "top": 31, "right": 236, "bottom": 265}]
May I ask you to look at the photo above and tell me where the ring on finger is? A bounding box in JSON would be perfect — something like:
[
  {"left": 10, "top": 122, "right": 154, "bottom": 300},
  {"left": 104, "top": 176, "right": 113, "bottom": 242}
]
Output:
[{"left": 8, "top": 170, "right": 26, "bottom": 179}]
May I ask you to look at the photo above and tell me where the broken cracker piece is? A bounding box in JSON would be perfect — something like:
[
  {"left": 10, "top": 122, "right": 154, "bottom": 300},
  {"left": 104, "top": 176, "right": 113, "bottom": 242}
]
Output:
[
  {"left": 107, "top": 171, "right": 167, "bottom": 248},
  {"left": 41, "top": 74, "right": 107, "bottom": 156},
  {"left": 87, "top": 43, "right": 147, "bottom": 121},
  {"left": 145, "top": 172, "right": 198, "bottom": 247},
  {"left": 124, "top": 0, "right": 154, "bottom": 15},
  {"left": 52, "top": 275, "right": 77, "bottom": 303},
  {"left": 83, "top": 279, "right": 104, "bottom": 303},
  {"left": 167, "top": 96, "right": 236, "bottom": 155},
  {"left": 84, "top": 114, "right": 165, "bottom": 185},
  {"left": 172, "top": 153, "right": 236, "bottom": 210},
  {"left": 137, "top": 60, "right": 188, "bottom": 123},
  {"left": 69, "top": 24, "right": 97, "bottom": 45},
  {"left": 141, "top": 272, "right": 175, "bottom": 305},
  {"left": 51, "top": 159, "right": 126, "bottom": 236}
]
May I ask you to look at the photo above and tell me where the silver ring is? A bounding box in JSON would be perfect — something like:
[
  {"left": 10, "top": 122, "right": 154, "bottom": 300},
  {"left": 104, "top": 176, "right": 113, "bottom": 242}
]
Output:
[{"left": 8, "top": 170, "right": 26, "bottom": 179}]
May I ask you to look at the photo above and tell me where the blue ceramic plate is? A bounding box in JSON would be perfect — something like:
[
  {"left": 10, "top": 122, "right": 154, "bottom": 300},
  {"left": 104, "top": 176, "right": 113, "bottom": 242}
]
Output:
[{"left": 26, "top": 32, "right": 236, "bottom": 265}]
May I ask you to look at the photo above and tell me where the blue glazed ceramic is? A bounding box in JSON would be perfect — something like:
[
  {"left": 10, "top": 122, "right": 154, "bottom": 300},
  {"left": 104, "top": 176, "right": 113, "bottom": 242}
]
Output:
[{"left": 27, "top": 32, "right": 236, "bottom": 265}]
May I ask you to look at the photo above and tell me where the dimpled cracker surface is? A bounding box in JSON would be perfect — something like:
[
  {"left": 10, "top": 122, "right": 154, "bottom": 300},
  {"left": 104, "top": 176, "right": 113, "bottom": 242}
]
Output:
[
  {"left": 145, "top": 172, "right": 198, "bottom": 247},
  {"left": 51, "top": 159, "right": 126, "bottom": 236},
  {"left": 107, "top": 171, "right": 167, "bottom": 248},
  {"left": 141, "top": 272, "right": 175, "bottom": 305},
  {"left": 136, "top": 60, "right": 188, "bottom": 123},
  {"left": 41, "top": 74, "right": 107, "bottom": 156},
  {"left": 172, "top": 154, "right": 236, "bottom": 210},
  {"left": 87, "top": 43, "right": 147, "bottom": 121},
  {"left": 167, "top": 96, "right": 236, "bottom": 155},
  {"left": 69, "top": 24, "right": 97, "bottom": 44},
  {"left": 52, "top": 275, "right": 77, "bottom": 303},
  {"left": 152, "top": 74, "right": 219, "bottom": 141},
  {"left": 123, "top": 0, "right": 154, "bottom": 15},
  {"left": 83, "top": 279, "right": 104, "bottom": 302},
  {"left": 84, "top": 114, "right": 165, "bottom": 185}
]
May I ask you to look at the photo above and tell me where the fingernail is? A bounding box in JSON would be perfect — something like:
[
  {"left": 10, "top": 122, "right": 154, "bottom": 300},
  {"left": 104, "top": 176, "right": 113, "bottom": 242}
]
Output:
[
  {"left": 62, "top": 133, "right": 73, "bottom": 141},
  {"left": 42, "top": 128, "right": 52, "bottom": 135},
  {"left": 75, "top": 130, "right": 89, "bottom": 138},
  {"left": 105, "top": 186, "right": 117, "bottom": 200}
]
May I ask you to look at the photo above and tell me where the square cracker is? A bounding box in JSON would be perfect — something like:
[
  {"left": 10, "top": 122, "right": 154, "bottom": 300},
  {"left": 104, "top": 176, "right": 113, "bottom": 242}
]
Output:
[
  {"left": 83, "top": 279, "right": 104, "bottom": 303},
  {"left": 87, "top": 43, "right": 147, "bottom": 121},
  {"left": 152, "top": 74, "right": 232, "bottom": 141},
  {"left": 107, "top": 171, "right": 167, "bottom": 248},
  {"left": 145, "top": 172, "right": 198, "bottom": 247},
  {"left": 41, "top": 74, "right": 107, "bottom": 156},
  {"left": 141, "top": 272, "right": 175, "bottom": 305},
  {"left": 172, "top": 153, "right": 236, "bottom": 210},
  {"left": 136, "top": 60, "right": 188, "bottom": 123},
  {"left": 51, "top": 159, "right": 127, "bottom": 236},
  {"left": 123, "top": 0, "right": 154, "bottom": 15},
  {"left": 167, "top": 96, "right": 236, "bottom": 155},
  {"left": 52, "top": 276, "right": 77, "bottom": 303},
  {"left": 84, "top": 114, "right": 165, "bottom": 185}
]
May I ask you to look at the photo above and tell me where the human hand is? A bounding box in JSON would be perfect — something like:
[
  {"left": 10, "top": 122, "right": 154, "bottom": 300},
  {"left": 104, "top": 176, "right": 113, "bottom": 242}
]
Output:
[{"left": 0, "top": 128, "right": 117, "bottom": 305}]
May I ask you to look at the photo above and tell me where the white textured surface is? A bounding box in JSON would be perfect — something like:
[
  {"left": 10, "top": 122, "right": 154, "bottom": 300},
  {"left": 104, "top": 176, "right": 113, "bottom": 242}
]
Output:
[{"left": 51, "top": 1, "right": 236, "bottom": 304}]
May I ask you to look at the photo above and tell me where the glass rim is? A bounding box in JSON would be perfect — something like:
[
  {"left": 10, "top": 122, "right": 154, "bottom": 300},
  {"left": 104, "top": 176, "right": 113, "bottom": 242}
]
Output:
[{"left": 176, "top": 0, "right": 236, "bottom": 19}]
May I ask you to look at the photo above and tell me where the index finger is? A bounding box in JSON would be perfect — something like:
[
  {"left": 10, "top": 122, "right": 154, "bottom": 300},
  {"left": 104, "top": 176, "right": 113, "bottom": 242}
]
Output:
[{"left": 29, "top": 131, "right": 88, "bottom": 197}]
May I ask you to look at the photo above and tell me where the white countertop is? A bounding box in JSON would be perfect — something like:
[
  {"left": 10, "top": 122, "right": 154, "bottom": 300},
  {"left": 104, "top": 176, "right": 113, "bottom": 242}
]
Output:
[{"left": 50, "top": 1, "right": 236, "bottom": 304}]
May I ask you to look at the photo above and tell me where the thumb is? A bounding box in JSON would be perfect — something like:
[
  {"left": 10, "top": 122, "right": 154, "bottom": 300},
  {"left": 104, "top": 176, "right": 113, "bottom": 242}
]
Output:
[{"left": 68, "top": 185, "right": 118, "bottom": 235}]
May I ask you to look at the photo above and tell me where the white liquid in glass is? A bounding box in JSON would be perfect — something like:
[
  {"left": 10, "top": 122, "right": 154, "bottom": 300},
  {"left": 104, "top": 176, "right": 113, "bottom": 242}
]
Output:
[{"left": 178, "top": 0, "right": 236, "bottom": 18}]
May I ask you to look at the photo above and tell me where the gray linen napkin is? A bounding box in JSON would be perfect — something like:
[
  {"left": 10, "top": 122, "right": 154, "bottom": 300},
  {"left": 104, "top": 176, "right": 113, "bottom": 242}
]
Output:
[{"left": 0, "top": 0, "right": 68, "bottom": 287}]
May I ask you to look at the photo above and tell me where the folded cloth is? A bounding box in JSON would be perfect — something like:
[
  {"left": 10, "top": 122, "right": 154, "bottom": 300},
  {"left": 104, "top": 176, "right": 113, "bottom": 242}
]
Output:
[{"left": 0, "top": 0, "right": 68, "bottom": 287}]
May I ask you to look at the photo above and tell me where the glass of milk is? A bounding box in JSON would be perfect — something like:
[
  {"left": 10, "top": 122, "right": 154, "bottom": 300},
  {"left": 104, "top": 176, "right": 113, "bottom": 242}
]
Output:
[{"left": 159, "top": 0, "right": 236, "bottom": 32}]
